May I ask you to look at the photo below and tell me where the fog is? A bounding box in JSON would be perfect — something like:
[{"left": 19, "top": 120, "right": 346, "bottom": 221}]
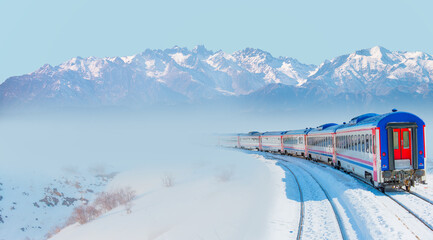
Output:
[{"left": 1, "top": 105, "right": 431, "bottom": 178}]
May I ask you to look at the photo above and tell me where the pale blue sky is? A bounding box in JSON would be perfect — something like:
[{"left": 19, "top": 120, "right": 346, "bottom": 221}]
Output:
[{"left": 1, "top": 0, "right": 433, "bottom": 83}]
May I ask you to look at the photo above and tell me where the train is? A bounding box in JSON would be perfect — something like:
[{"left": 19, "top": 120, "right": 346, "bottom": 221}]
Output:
[{"left": 219, "top": 110, "right": 427, "bottom": 192}]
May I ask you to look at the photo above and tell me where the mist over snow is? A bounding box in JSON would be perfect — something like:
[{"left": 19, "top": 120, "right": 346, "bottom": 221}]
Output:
[{"left": 0, "top": 109, "right": 300, "bottom": 239}]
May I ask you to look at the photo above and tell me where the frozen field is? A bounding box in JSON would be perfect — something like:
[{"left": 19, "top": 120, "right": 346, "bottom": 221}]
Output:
[
  {"left": 1, "top": 145, "right": 433, "bottom": 240},
  {"left": 1, "top": 113, "right": 433, "bottom": 240}
]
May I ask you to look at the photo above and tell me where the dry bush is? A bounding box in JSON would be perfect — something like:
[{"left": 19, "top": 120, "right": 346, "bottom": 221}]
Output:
[
  {"left": 162, "top": 173, "right": 175, "bottom": 187},
  {"left": 45, "top": 226, "right": 65, "bottom": 239},
  {"left": 94, "top": 192, "right": 118, "bottom": 211},
  {"left": 67, "top": 205, "right": 100, "bottom": 225},
  {"left": 116, "top": 187, "right": 136, "bottom": 205},
  {"left": 49, "top": 187, "right": 137, "bottom": 238},
  {"left": 94, "top": 187, "right": 136, "bottom": 212}
]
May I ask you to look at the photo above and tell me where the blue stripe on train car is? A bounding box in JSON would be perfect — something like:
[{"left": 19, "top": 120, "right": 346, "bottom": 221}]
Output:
[
  {"left": 284, "top": 147, "right": 304, "bottom": 152},
  {"left": 308, "top": 150, "right": 333, "bottom": 158},
  {"left": 337, "top": 156, "right": 373, "bottom": 171}
]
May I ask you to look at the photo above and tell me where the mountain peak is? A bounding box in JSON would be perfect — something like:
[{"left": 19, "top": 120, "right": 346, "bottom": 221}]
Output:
[
  {"left": 370, "top": 45, "right": 390, "bottom": 56},
  {"left": 192, "top": 45, "right": 213, "bottom": 56},
  {"left": 354, "top": 46, "right": 389, "bottom": 57},
  {"left": 236, "top": 48, "right": 272, "bottom": 58}
]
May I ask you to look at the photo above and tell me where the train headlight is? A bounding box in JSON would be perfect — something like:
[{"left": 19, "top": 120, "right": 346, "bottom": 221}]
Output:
[
  {"left": 382, "top": 152, "right": 386, "bottom": 157},
  {"left": 382, "top": 171, "right": 392, "bottom": 178},
  {"left": 415, "top": 170, "right": 425, "bottom": 177},
  {"left": 419, "top": 150, "right": 423, "bottom": 155}
]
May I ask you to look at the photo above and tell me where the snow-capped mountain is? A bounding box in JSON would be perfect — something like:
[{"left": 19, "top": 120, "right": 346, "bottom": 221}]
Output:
[
  {"left": 1, "top": 45, "right": 433, "bottom": 109},
  {"left": 0, "top": 46, "right": 315, "bottom": 107},
  {"left": 306, "top": 46, "right": 433, "bottom": 96}
]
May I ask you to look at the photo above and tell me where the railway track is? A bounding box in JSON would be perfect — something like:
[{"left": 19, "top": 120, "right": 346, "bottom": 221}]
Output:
[
  {"left": 347, "top": 173, "right": 433, "bottom": 232},
  {"left": 409, "top": 191, "right": 433, "bottom": 206},
  {"left": 277, "top": 161, "right": 305, "bottom": 240},
  {"left": 266, "top": 154, "right": 348, "bottom": 240},
  {"left": 291, "top": 150, "right": 433, "bottom": 234},
  {"left": 261, "top": 151, "right": 433, "bottom": 238}
]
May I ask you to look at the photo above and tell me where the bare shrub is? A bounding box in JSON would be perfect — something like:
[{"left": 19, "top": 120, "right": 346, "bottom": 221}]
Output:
[
  {"left": 216, "top": 169, "right": 233, "bottom": 182},
  {"left": 94, "top": 192, "right": 118, "bottom": 211},
  {"left": 116, "top": 187, "right": 136, "bottom": 205},
  {"left": 46, "top": 226, "right": 65, "bottom": 239},
  {"left": 93, "top": 187, "right": 136, "bottom": 212},
  {"left": 67, "top": 205, "right": 100, "bottom": 225},
  {"left": 50, "top": 187, "right": 137, "bottom": 237},
  {"left": 162, "top": 173, "right": 174, "bottom": 187}
]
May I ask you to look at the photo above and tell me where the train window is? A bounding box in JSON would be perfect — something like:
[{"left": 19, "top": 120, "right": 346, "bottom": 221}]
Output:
[
  {"left": 354, "top": 135, "right": 357, "bottom": 151},
  {"left": 358, "top": 135, "right": 361, "bottom": 152},
  {"left": 349, "top": 135, "right": 351, "bottom": 150},
  {"left": 345, "top": 135, "right": 347, "bottom": 149},
  {"left": 366, "top": 135, "right": 370, "bottom": 153},
  {"left": 362, "top": 135, "right": 365, "bottom": 152},
  {"left": 348, "top": 135, "right": 351, "bottom": 150},
  {"left": 347, "top": 135, "right": 349, "bottom": 149},
  {"left": 347, "top": 135, "right": 349, "bottom": 150},
  {"left": 337, "top": 136, "right": 340, "bottom": 149},
  {"left": 403, "top": 131, "right": 409, "bottom": 149},
  {"left": 393, "top": 132, "right": 399, "bottom": 149},
  {"left": 355, "top": 135, "right": 358, "bottom": 152},
  {"left": 353, "top": 135, "right": 357, "bottom": 151}
]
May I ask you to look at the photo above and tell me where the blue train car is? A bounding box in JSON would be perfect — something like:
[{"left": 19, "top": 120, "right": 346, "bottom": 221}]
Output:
[{"left": 334, "top": 110, "right": 426, "bottom": 191}]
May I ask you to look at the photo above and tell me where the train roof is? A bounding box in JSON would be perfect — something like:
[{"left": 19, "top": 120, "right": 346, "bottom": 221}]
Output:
[
  {"left": 238, "top": 131, "right": 262, "bottom": 136},
  {"left": 337, "top": 110, "right": 425, "bottom": 131},
  {"left": 282, "top": 128, "right": 313, "bottom": 135},
  {"left": 308, "top": 123, "right": 340, "bottom": 135},
  {"left": 261, "top": 131, "right": 285, "bottom": 136}
]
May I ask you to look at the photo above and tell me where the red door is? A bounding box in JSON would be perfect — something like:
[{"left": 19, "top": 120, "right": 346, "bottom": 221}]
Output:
[{"left": 393, "top": 128, "right": 412, "bottom": 163}]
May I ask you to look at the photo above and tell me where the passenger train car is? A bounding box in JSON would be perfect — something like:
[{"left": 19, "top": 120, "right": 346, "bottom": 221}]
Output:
[
  {"left": 219, "top": 110, "right": 426, "bottom": 192},
  {"left": 261, "top": 131, "right": 284, "bottom": 152},
  {"left": 282, "top": 129, "right": 310, "bottom": 156}
]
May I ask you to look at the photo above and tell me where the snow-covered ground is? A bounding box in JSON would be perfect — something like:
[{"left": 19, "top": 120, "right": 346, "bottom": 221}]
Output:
[
  {"left": 49, "top": 148, "right": 293, "bottom": 240},
  {"left": 1, "top": 114, "right": 433, "bottom": 240},
  {"left": 45, "top": 150, "right": 433, "bottom": 240},
  {"left": 0, "top": 171, "right": 111, "bottom": 239}
]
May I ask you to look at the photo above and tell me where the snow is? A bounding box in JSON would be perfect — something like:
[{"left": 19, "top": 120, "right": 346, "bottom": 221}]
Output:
[
  {"left": 45, "top": 149, "right": 433, "bottom": 240},
  {"left": 170, "top": 52, "right": 191, "bottom": 66},
  {"left": 49, "top": 148, "right": 290, "bottom": 240},
  {"left": 2, "top": 113, "right": 433, "bottom": 240}
]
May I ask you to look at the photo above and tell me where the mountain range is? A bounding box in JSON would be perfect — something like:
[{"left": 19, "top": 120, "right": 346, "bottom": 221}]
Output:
[{"left": 1, "top": 45, "right": 433, "bottom": 110}]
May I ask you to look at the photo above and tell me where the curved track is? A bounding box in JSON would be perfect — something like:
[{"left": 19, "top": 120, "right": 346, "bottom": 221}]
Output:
[
  {"left": 278, "top": 162, "right": 305, "bottom": 240},
  {"left": 267, "top": 154, "right": 347, "bottom": 240},
  {"left": 259, "top": 151, "right": 433, "bottom": 239}
]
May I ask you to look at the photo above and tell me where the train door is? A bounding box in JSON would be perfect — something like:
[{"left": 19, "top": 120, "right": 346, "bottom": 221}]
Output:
[{"left": 392, "top": 128, "right": 412, "bottom": 169}]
